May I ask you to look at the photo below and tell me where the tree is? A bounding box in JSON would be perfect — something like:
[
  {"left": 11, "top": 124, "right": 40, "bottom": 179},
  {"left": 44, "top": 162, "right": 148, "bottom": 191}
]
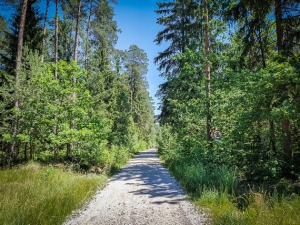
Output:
[
  {"left": 224, "top": 0, "right": 300, "bottom": 159},
  {"left": 204, "top": 0, "right": 211, "bottom": 143},
  {"left": 154, "top": 0, "right": 199, "bottom": 77},
  {"left": 123, "top": 45, "right": 148, "bottom": 116},
  {"left": 41, "top": 0, "right": 50, "bottom": 63},
  {"left": 0, "top": 0, "right": 157, "bottom": 168},
  {"left": 0, "top": 16, "right": 13, "bottom": 161},
  {"left": 55, "top": 0, "right": 59, "bottom": 77},
  {"left": 0, "top": 16, "right": 10, "bottom": 70},
  {"left": 155, "top": 0, "right": 202, "bottom": 128}
]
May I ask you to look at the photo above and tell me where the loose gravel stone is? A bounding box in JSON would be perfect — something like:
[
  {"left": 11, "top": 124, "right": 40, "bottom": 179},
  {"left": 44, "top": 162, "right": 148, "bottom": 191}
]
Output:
[{"left": 64, "top": 148, "right": 207, "bottom": 225}]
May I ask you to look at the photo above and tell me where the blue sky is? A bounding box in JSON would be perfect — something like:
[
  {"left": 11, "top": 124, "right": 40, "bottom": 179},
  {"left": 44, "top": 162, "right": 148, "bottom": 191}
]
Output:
[{"left": 113, "top": 0, "right": 166, "bottom": 115}]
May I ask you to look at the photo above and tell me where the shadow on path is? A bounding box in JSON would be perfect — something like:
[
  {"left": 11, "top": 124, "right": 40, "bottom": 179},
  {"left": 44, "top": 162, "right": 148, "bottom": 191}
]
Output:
[{"left": 110, "top": 148, "right": 186, "bottom": 205}]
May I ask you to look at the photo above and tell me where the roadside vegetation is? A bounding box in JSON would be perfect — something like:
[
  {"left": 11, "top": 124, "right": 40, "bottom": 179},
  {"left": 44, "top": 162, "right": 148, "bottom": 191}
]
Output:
[
  {"left": 0, "top": 0, "right": 156, "bottom": 224},
  {"left": 155, "top": 0, "right": 300, "bottom": 224},
  {"left": 0, "top": 0, "right": 156, "bottom": 170},
  {"left": 0, "top": 143, "right": 146, "bottom": 225},
  {"left": 0, "top": 162, "right": 106, "bottom": 225},
  {"left": 158, "top": 126, "right": 300, "bottom": 225}
]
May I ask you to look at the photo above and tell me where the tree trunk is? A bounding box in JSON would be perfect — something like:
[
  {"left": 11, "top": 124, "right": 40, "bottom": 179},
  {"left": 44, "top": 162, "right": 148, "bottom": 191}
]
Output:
[
  {"left": 282, "top": 119, "right": 292, "bottom": 157},
  {"left": 130, "top": 70, "right": 134, "bottom": 113},
  {"left": 30, "top": 139, "right": 33, "bottom": 160},
  {"left": 55, "top": 0, "right": 59, "bottom": 78},
  {"left": 275, "top": 0, "right": 283, "bottom": 53},
  {"left": 69, "top": 0, "right": 82, "bottom": 155},
  {"left": 85, "top": 0, "right": 93, "bottom": 73},
  {"left": 30, "top": 146, "right": 33, "bottom": 160},
  {"left": 74, "top": 0, "right": 82, "bottom": 62},
  {"left": 269, "top": 120, "right": 276, "bottom": 153},
  {"left": 274, "top": 0, "right": 292, "bottom": 158},
  {"left": 10, "top": 0, "right": 28, "bottom": 162},
  {"left": 53, "top": 0, "right": 59, "bottom": 159},
  {"left": 41, "top": 0, "right": 50, "bottom": 63},
  {"left": 24, "top": 142, "right": 27, "bottom": 161},
  {"left": 204, "top": 0, "right": 211, "bottom": 143}
]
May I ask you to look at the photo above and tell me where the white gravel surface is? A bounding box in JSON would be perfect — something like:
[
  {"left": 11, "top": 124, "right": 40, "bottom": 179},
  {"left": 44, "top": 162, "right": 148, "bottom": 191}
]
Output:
[{"left": 63, "top": 148, "right": 207, "bottom": 225}]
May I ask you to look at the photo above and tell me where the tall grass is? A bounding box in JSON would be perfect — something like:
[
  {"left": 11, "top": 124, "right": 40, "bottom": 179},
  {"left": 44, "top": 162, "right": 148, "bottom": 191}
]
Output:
[
  {"left": 0, "top": 163, "right": 107, "bottom": 225},
  {"left": 162, "top": 158, "right": 300, "bottom": 225},
  {"left": 197, "top": 190, "right": 300, "bottom": 225},
  {"left": 0, "top": 142, "right": 149, "bottom": 225},
  {"left": 157, "top": 129, "right": 300, "bottom": 224},
  {"left": 171, "top": 163, "right": 238, "bottom": 196},
  {"left": 165, "top": 159, "right": 300, "bottom": 224}
]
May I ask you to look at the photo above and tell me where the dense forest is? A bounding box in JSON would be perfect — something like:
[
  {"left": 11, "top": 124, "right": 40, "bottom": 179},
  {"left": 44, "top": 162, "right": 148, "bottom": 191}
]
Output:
[
  {"left": 1, "top": 0, "right": 300, "bottom": 223},
  {"left": 155, "top": 0, "right": 300, "bottom": 223},
  {"left": 0, "top": 0, "right": 156, "bottom": 169},
  {"left": 156, "top": 0, "right": 300, "bottom": 183}
]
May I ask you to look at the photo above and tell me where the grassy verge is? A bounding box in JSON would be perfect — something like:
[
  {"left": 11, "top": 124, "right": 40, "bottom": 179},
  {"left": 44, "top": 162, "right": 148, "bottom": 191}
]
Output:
[
  {"left": 196, "top": 189, "right": 300, "bottom": 225},
  {"left": 160, "top": 155, "right": 300, "bottom": 225},
  {"left": 0, "top": 162, "right": 108, "bottom": 225},
  {"left": 0, "top": 143, "right": 150, "bottom": 225}
]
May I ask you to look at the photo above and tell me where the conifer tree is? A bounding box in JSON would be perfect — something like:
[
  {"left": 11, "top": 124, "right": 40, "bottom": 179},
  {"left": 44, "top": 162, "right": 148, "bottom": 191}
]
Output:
[{"left": 154, "top": 0, "right": 199, "bottom": 77}]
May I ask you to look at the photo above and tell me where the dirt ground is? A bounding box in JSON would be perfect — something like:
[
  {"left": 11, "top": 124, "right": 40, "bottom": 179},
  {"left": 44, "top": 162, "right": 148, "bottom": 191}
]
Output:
[{"left": 63, "top": 148, "right": 207, "bottom": 225}]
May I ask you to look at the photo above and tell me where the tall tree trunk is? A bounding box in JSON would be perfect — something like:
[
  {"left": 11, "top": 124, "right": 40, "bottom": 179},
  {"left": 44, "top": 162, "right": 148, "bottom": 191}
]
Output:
[
  {"left": 41, "top": 0, "right": 50, "bottom": 63},
  {"left": 72, "top": 0, "right": 81, "bottom": 102},
  {"left": 74, "top": 0, "right": 81, "bottom": 62},
  {"left": 130, "top": 75, "right": 134, "bottom": 113},
  {"left": 30, "top": 139, "right": 33, "bottom": 160},
  {"left": 85, "top": 0, "right": 93, "bottom": 73},
  {"left": 68, "top": 0, "right": 82, "bottom": 156},
  {"left": 275, "top": 0, "right": 283, "bottom": 53},
  {"left": 204, "top": 0, "right": 211, "bottom": 143},
  {"left": 10, "top": 0, "right": 28, "bottom": 163},
  {"left": 269, "top": 120, "right": 276, "bottom": 153},
  {"left": 180, "top": 1, "right": 185, "bottom": 54},
  {"left": 53, "top": 0, "right": 59, "bottom": 160},
  {"left": 275, "top": 0, "right": 292, "bottom": 159},
  {"left": 24, "top": 143, "right": 27, "bottom": 161},
  {"left": 55, "top": 0, "right": 59, "bottom": 79},
  {"left": 282, "top": 119, "right": 292, "bottom": 157}
]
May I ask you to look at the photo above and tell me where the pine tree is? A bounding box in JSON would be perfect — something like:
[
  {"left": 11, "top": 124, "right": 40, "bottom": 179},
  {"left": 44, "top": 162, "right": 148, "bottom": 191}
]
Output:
[
  {"left": 154, "top": 0, "right": 199, "bottom": 77},
  {"left": 2, "top": 0, "right": 43, "bottom": 163}
]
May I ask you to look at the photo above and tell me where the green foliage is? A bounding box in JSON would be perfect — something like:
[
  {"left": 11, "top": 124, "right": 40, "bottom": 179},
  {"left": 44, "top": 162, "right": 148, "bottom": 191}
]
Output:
[
  {"left": 1, "top": 46, "right": 155, "bottom": 168},
  {"left": 196, "top": 190, "right": 300, "bottom": 225},
  {"left": 158, "top": 125, "right": 238, "bottom": 195},
  {"left": 158, "top": 124, "right": 300, "bottom": 224},
  {"left": 155, "top": 3, "right": 300, "bottom": 221},
  {"left": 154, "top": 0, "right": 200, "bottom": 76},
  {"left": 0, "top": 4, "right": 155, "bottom": 224}
]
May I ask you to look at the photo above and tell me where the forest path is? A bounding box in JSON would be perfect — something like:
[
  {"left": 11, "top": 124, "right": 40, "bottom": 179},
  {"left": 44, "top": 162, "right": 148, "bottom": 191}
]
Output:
[{"left": 63, "top": 148, "right": 206, "bottom": 225}]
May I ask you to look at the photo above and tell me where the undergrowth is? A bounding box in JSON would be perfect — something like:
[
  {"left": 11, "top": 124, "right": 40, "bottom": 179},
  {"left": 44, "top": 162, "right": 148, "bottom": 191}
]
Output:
[
  {"left": 162, "top": 155, "right": 300, "bottom": 224},
  {"left": 157, "top": 126, "right": 300, "bottom": 225}
]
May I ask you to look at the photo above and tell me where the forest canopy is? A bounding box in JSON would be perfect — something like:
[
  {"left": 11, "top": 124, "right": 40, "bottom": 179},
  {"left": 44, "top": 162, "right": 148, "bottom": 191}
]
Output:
[
  {"left": 155, "top": 0, "right": 300, "bottom": 183},
  {"left": 0, "top": 0, "right": 156, "bottom": 168}
]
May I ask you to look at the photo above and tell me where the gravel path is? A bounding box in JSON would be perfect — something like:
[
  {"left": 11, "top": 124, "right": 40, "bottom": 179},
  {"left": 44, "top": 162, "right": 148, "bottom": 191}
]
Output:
[{"left": 64, "top": 148, "right": 207, "bottom": 225}]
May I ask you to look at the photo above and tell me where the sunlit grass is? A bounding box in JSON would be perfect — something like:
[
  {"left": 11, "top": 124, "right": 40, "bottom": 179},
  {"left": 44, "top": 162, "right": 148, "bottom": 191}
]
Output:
[
  {"left": 161, "top": 155, "right": 300, "bottom": 225},
  {"left": 169, "top": 162, "right": 238, "bottom": 196},
  {"left": 0, "top": 162, "right": 107, "bottom": 225},
  {"left": 196, "top": 190, "right": 300, "bottom": 225}
]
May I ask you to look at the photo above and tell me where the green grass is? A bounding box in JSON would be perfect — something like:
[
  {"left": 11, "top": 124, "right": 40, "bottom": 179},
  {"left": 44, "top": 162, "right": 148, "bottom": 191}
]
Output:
[
  {"left": 160, "top": 154, "right": 300, "bottom": 225},
  {"left": 0, "top": 162, "right": 108, "bottom": 225},
  {"left": 196, "top": 190, "right": 300, "bottom": 225}
]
